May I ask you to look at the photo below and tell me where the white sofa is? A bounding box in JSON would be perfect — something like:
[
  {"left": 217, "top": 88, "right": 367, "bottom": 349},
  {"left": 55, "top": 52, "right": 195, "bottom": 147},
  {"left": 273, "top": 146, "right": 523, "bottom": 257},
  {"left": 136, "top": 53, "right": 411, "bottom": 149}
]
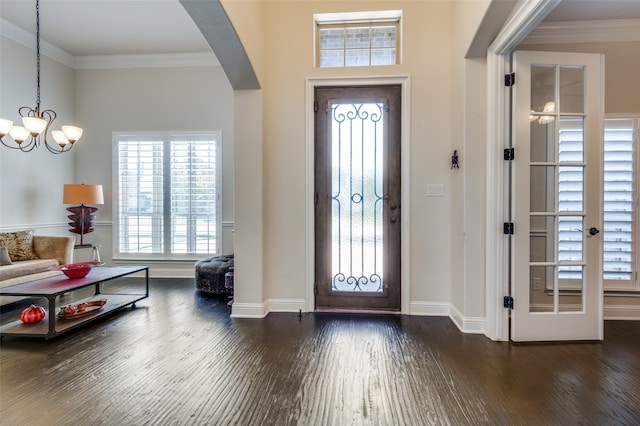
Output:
[{"left": 0, "top": 234, "right": 75, "bottom": 305}]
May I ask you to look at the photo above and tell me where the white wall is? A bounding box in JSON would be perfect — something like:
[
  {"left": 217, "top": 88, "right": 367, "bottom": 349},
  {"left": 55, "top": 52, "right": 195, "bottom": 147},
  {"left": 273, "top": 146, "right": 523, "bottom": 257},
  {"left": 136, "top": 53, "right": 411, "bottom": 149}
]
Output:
[
  {"left": 0, "top": 36, "right": 76, "bottom": 235},
  {"left": 226, "top": 0, "right": 472, "bottom": 316},
  {"left": 450, "top": 1, "right": 496, "bottom": 327},
  {"left": 73, "top": 64, "right": 235, "bottom": 274}
]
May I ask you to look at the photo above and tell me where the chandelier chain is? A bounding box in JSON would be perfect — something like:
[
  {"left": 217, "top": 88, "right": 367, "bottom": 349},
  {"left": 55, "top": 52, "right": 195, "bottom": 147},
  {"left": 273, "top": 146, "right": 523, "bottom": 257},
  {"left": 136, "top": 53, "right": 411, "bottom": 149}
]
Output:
[{"left": 35, "top": 0, "right": 41, "bottom": 109}]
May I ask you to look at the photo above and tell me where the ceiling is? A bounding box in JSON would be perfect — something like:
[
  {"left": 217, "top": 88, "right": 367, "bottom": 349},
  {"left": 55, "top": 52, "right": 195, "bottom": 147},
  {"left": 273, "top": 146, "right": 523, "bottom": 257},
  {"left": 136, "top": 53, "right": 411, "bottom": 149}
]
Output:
[
  {"left": 543, "top": 0, "right": 640, "bottom": 22},
  {"left": 0, "top": 0, "right": 211, "bottom": 56},
  {"left": 0, "top": 0, "right": 639, "bottom": 59}
]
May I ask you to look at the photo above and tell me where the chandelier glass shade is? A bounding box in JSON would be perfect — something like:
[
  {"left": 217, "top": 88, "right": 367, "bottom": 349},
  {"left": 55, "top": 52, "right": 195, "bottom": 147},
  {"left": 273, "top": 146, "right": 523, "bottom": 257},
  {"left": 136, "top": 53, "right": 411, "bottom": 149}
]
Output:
[{"left": 0, "top": 0, "right": 83, "bottom": 154}]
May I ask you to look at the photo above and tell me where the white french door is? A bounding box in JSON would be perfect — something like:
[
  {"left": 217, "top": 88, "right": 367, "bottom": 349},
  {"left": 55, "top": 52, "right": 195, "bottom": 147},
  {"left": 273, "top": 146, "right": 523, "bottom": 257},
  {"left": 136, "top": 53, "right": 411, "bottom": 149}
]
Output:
[{"left": 511, "top": 51, "right": 604, "bottom": 341}]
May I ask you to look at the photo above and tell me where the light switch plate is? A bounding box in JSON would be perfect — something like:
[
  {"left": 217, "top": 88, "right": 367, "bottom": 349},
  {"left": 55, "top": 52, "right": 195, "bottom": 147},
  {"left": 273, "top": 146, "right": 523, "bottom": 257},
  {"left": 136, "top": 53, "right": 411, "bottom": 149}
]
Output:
[{"left": 427, "top": 184, "right": 445, "bottom": 197}]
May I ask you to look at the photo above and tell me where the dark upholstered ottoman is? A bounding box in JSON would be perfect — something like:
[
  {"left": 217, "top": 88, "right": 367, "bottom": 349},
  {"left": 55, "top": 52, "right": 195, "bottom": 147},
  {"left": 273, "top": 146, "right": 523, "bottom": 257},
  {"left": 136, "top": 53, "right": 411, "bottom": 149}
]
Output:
[{"left": 195, "top": 255, "right": 234, "bottom": 294}]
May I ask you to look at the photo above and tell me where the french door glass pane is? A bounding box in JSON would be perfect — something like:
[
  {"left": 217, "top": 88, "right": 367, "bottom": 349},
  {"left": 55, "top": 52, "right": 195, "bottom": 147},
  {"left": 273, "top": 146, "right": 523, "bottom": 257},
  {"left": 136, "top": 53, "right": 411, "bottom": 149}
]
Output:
[
  {"left": 530, "top": 216, "right": 556, "bottom": 263},
  {"left": 530, "top": 265, "right": 555, "bottom": 313},
  {"left": 558, "top": 117, "right": 584, "bottom": 163},
  {"left": 530, "top": 119, "right": 556, "bottom": 163},
  {"left": 559, "top": 271, "right": 584, "bottom": 312},
  {"left": 558, "top": 216, "right": 584, "bottom": 264},
  {"left": 558, "top": 166, "right": 584, "bottom": 213},
  {"left": 559, "top": 66, "right": 585, "bottom": 113},
  {"left": 530, "top": 65, "right": 556, "bottom": 113},
  {"left": 530, "top": 165, "right": 556, "bottom": 213}
]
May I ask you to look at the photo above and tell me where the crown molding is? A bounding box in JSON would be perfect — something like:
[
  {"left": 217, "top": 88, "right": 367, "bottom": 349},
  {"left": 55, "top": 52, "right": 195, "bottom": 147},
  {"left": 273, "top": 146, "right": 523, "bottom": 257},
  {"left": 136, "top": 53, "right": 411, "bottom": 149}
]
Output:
[
  {"left": 1, "top": 18, "right": 219, "bottom": 70},
  {"left": 1, "top": 18, "right": 75, "bottom": 68},
  {"left": 522, "top": 18, "right": 640, "bottom": 45},
  {"left": 73, "top": 52, "right": 219, "bottom": 70}
]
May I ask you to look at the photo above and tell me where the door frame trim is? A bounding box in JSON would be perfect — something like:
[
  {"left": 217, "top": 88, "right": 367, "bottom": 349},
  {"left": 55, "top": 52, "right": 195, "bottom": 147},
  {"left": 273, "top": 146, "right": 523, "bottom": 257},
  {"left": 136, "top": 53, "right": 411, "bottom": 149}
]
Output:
[
  {"left": 305, "top": 76, "right": 411, "bottom": 314},
  {"left": 485, "top": 0, "right": 562, "bottom": 341}
]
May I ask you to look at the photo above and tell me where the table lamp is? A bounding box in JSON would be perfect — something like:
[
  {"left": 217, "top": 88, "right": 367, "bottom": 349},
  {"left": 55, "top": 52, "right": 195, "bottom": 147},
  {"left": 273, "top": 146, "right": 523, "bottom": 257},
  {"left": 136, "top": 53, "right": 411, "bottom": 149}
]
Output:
[{"left": 63, "top": 184, "right": 104, "bottom": 247}]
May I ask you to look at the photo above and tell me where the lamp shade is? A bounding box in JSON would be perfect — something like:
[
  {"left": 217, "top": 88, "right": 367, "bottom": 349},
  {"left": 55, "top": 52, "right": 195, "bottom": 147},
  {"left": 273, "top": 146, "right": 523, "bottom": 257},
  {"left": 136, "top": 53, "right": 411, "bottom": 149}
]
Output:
[
  {"left": 63, "top": 184, "right": 104, "bottom": 205},
  {"left": 22, "top": 116, "right": 47, "bottom": 135},
  {"left": 0, "top": 118, "right": 13, "bottom": 136},
  {"left": 62, "top": 125, "right": 83, "bottom": 142}
]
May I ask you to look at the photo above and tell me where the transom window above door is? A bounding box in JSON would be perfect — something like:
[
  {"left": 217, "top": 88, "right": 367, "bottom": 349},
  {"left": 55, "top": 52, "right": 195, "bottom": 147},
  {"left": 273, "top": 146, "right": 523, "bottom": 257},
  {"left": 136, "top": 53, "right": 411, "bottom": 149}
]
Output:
[{"left": 314, "top": 11, "right": 401, "bottom": 68}]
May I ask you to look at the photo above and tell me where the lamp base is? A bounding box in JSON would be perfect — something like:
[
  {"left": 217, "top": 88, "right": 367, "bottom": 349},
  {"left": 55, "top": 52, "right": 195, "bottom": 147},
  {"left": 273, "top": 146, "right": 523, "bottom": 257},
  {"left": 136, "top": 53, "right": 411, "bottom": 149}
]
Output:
[{"left": 66, "top": 204, "right": 98, "bottom": 246}]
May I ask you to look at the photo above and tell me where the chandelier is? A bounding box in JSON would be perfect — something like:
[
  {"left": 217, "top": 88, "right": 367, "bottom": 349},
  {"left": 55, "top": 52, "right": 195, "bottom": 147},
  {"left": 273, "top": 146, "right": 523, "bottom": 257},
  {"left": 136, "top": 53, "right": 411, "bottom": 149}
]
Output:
[{"left": 0, "top": 0, "right": 83, "bottom": 154}]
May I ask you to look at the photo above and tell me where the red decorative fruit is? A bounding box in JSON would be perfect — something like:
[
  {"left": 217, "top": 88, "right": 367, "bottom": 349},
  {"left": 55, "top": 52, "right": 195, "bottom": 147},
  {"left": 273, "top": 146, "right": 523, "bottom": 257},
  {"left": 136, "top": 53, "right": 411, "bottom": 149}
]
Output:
[{"left": 20, "top": 305, "right": 46, "bottom": 323}]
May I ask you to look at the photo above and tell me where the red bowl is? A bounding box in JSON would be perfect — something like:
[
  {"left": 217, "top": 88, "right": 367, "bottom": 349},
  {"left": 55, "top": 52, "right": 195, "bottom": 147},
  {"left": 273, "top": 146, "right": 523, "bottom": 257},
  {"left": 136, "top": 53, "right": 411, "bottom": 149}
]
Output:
[{"left": 49, "top": 261, "right": 104, "bottom": 279}]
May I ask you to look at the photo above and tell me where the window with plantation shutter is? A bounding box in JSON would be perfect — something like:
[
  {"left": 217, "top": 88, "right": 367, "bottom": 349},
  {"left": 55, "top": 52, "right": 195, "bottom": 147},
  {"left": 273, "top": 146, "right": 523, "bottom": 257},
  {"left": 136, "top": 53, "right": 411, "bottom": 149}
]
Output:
[
  {"left": 603, "top": 118, "right": 638, "bottom": 291},
  {"left": 557, "top": 117, "right": 639, "bottom": 290},
  {"left": 114, "top": 132, "right": 221, "bottom": 259}
]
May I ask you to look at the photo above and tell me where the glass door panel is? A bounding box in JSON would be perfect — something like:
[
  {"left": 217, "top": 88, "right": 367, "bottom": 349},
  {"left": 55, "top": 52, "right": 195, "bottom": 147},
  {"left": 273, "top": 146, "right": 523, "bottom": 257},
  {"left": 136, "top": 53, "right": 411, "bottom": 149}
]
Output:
[
  {"left": 560, "top": 66, "right": 585, "bottom": 114},
  {"left": 512, "top": 50, "right": 603, "bottom": 341},
  {"left": 331, "top": 102, "right": 385, "bottom": 292}
]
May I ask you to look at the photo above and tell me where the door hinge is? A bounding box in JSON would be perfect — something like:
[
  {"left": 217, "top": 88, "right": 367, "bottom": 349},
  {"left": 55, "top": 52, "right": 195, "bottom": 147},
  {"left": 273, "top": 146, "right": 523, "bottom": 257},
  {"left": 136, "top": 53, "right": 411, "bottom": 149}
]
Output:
[
  {"left": 504, "top": 148, "right": 515, "bottom": 161},
  {"left": 314, "top": 283, "right": 318, "bottom": 296},
  {"left": 503, "top": 222, "right": 514, "bottom": 235},
  {"left": 314, "top": 191, "right": 319, "bottom": 206},
  {"left": 314, "top": 100, "right": 318, "bottom": 113},
  {"left": 503, "top": 296, "right": 514, "bottom": 309},
  {"left": 505, "top": 73, "right": 515, "bottom": 87}
]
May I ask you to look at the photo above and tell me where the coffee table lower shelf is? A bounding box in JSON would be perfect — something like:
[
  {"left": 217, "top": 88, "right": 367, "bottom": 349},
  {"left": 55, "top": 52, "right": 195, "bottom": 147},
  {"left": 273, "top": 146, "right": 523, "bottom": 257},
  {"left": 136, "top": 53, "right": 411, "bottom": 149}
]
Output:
[
  {"left": 0, "top": 294, "right": 144, "bottom": 339},
  {"left": 0, "top": 266, "right": 148, "bottom": 340}
]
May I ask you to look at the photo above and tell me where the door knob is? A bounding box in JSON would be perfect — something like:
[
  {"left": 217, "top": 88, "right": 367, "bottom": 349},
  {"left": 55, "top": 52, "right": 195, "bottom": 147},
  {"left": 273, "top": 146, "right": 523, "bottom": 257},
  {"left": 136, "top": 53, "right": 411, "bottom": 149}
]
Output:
[
  {"left": 588, "top": 227, "right": 600, "bottom": 236},
  {"left": 390, "top": 203, "right": 398, "bottom": 210},
  {"left": 390, "top": 216, "right": 397, "bottom": 223}
]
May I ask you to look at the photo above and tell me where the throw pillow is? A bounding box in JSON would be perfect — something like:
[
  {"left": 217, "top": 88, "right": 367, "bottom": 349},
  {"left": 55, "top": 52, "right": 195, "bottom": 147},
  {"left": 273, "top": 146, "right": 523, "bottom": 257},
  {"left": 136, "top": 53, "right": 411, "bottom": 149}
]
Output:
[
  {"left": 0, "top": 246, "right": 11, "bottom": 265},
  {"left": 0, "top": 230, "right": 39, "bottom": 261}
]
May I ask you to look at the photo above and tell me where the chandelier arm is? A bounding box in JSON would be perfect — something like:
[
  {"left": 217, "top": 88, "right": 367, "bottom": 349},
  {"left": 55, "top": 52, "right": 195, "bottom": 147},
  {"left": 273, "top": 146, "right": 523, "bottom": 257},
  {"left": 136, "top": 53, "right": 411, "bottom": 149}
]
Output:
[
  {"left": 44, "top": 140, "right": 67, "bottom": 154},
  {"left": 39, "top": 109, "right": 70, "bottom": 154},
  {"left": 0, "top": 135, "right": 38, "bottom": 152}
]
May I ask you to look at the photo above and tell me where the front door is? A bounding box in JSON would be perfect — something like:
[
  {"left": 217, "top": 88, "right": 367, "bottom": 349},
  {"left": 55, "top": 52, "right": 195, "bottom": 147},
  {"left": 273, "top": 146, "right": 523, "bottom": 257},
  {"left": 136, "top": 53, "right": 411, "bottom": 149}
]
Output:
[
  {"left": 511, "top": 51, "right": 604, "bottom": 341},
  {"left": 314, "top": 85, "right": 401, "bottom": 311}
]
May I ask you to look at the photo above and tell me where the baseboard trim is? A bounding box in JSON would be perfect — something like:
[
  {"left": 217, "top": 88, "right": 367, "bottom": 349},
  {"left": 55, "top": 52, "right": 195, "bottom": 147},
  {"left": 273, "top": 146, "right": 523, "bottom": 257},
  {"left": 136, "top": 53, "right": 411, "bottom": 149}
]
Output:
[
  {"left": 409, "top": 301, "right": 450, "bottom": 316},
  {"left": 604, "top": 305, "right": 640, "bottom": 320},
  {"left": 266, "top": 298, "right": 307, "bottom": 313},
  {"left": 230, "top": 302, "right": 267, "bottom": 318},
  {"left": 148, "top": 267, "right": 194, "bottom": 279},
  {"left": 450, "top": 305, "right": 487, "bottom": 334}
]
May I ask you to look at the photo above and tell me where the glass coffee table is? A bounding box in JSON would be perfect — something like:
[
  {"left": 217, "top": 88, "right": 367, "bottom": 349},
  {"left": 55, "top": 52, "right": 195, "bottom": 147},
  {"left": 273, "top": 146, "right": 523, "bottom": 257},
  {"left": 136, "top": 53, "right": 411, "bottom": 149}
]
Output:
[{"left": 0, "top": 266, "right": 148, "bottom": 340}]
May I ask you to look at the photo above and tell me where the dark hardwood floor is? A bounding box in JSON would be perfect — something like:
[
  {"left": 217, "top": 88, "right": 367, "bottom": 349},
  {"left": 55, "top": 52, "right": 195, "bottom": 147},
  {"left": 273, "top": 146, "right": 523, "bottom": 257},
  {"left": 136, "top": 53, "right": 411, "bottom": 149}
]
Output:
[{"left": 1, "top": 278, "right": 639, "bottom": 425}]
